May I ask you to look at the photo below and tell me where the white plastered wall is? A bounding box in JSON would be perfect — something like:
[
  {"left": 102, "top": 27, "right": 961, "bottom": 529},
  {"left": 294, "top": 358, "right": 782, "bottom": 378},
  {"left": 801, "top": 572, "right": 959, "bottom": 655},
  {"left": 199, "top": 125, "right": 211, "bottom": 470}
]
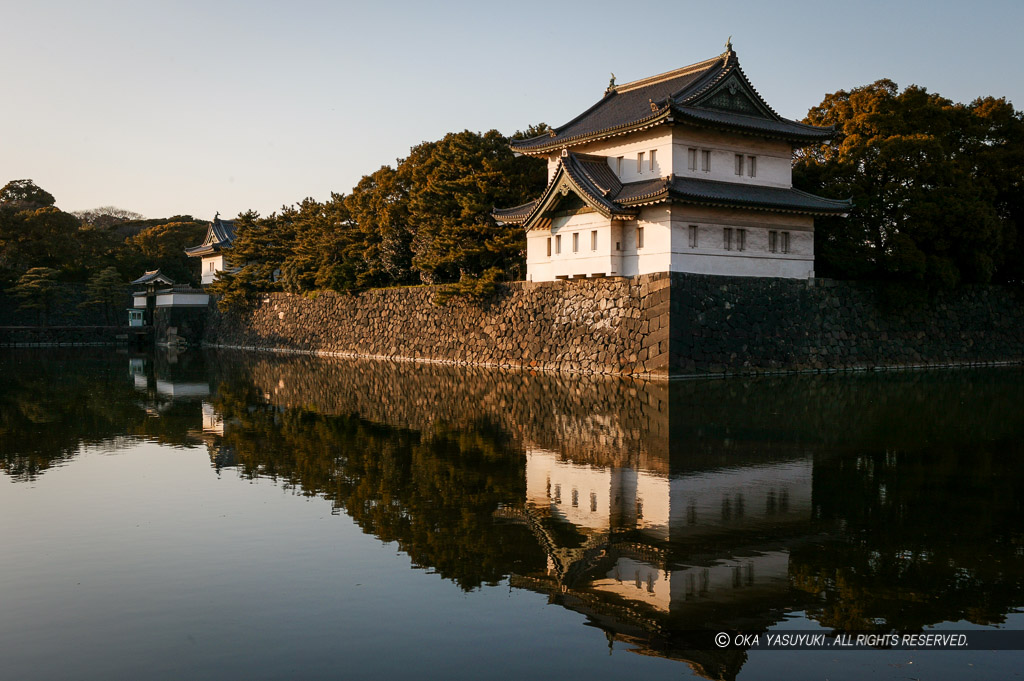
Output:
[
  {"left": 672, "top": 125, "right": 794, "bottom": 188},
  {"left": 525, "top": 448, "right": 612, "bottom": 531},
  {"left": 615, "top": 206, "right": 673, "bottom": 277},
  {"left": 546, "top": 127, "right": 674, "bottom": 183},
  {"left": 526, "top": 211, "right": 624, "bottom": 280},
  {"left": 670, "top": 205, "right": 815, "bottom": 278},
  {"left": 200, "top": 255, "right": 225, "bottom": 286}
]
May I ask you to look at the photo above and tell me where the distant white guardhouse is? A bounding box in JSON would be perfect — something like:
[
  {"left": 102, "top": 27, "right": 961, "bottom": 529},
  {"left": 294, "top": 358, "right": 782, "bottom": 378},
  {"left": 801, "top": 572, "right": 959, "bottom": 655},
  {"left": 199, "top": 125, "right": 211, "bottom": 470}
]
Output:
[
  {"left": 493, "top": 44, "right": 850, "bottom": 282},
  {"left": 185, "top": 213, "right": 237, "bottom": 286}
]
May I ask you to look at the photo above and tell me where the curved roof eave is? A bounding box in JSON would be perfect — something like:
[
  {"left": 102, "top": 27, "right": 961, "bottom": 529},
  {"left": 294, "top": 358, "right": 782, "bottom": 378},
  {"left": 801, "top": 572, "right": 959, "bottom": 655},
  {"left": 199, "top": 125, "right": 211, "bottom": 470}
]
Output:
[{"left": 510, "top": 110, "right": 673, "bottom": 156}]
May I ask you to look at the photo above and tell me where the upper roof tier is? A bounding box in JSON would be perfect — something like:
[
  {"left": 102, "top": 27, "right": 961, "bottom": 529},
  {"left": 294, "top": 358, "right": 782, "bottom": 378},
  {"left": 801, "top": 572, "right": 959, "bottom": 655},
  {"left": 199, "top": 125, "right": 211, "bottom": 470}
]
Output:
[{"left": 510, "top": 48, "right": 833, "bottom": 155}]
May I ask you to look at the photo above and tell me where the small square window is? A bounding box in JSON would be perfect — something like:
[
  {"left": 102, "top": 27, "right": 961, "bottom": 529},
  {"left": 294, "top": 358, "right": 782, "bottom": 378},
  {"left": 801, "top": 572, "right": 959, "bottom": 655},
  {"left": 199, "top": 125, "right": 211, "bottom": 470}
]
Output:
[
  {"left": 748, "top": 156, "right": 757, "bottom": 177},
  {"left": 737, "top": 228, "right": 746, "bottom": 252},
  {"left": 591, "top": 230, "right": 597, "bottom": 251},
  {"left": 649, "top": 149, "right": 656, "bottom": 171},
  {"left": 723, "top": 227, "right": 733, "bottom": 251},
  {"left": 688, "top": 224, "right": 698, "bottom": 248},
  {"left": 768, "top": 230, "right": 778, "bottom": 253},
  {"left": 616, "top": 156, "right": 624, "bottom": 175},
  {"left": 572, "top": 232, "right": 579, "bottom": 253},
  {"left": 547, "top": 237, "right": 552, "bottom": 257},
  {"left": 555, "top": 234, "right": 561, "bottom": 254},
  {"left": 637, "top": 152, "right": 645, "bottom": 173},
  {"left": 688, "top": 148, "right": 697, "bottom": 171},
  {"left": 701, "top": 150, "right": 711, "bottom": 172},
  {"left": 781, "top": 231, "right": 791, "bottom": 254},
  {"left": 735, "top": 154, "right": 744, "bottom": 176},
  {"left": 637, "top": 226, "right": 645, "bottom": 249}
]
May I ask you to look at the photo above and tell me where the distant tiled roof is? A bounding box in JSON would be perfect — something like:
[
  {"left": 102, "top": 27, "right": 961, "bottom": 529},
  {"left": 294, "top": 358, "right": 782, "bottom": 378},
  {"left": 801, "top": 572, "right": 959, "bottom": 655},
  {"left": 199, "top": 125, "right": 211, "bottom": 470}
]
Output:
[
  {"left": 131, "top": 269, "right": 175, "bottom": 286},
  {"left": 511, "top": 49, "right": 833, "bottom": 155},
  {"left": 185, "top": 215, "right": 236, "bottom": 257},
  {"left": 493, "top": 152, "right": 851, "bottom": 227}
]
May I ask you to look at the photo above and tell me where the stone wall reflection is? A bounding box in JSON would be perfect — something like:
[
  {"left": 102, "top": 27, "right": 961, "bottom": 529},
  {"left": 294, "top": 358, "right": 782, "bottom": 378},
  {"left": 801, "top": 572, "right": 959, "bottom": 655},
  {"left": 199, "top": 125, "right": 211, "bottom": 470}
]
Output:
[
  {"left": 206, "top": 350, "right": 673, "bottom": 474},
  {"left": 6, "top": 349, "right": 1023, "bottom": 681}
]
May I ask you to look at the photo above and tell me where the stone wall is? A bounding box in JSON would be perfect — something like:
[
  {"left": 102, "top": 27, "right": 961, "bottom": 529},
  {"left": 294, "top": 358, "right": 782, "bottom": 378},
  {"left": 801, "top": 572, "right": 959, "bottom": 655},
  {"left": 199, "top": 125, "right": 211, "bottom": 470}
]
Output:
[
  {"left": 204, "top": 273, "right": 1024, "bottom": 378},
  {"left": 669, "top": 275, "right": 1024, "bottom": 374},
  {"left": 154, "top": 306, "right": 208, "bottom": 347},
  {"left": 206, "top": 274, "right": 671, "bottom": 377}
]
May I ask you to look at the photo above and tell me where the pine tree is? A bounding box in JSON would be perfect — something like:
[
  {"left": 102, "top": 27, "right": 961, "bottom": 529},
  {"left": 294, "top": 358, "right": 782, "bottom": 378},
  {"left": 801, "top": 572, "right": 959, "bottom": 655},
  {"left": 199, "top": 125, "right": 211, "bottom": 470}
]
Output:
[
  {"left": 81, "top": 267, "right": 125, "bottom": 324},
  {"left": 10, "top": 267, "right": 62, "bottom": 325}
]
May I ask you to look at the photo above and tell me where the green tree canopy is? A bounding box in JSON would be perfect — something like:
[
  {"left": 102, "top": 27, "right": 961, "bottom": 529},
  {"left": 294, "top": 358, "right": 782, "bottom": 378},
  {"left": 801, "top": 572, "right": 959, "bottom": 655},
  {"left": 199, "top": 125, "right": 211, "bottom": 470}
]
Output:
[
  {"left": 0, "top": 205, "right": 81, "bottom": 279},
  {"left": 9, "top": 267, "right": 62, "bottom": 324},
  {"left": 794, "top": 80, "right": 1024, "bottom": 285},
  {"left": 210, "top": 127, "right": 547, "bottom": 310},
  {"left": 0, "top": 179, "right": 55, "bottom": 210},
  {"left": 405, "top": 129, "right": 545, "bottom": 286},
  {"left": 80, "top": 266, "right": 126, "bottom": 324},
  {"left": 124, "top": 218, "right": 208, "bottom": 285},
  {"left": 344, "top": 166, "right": 415, "bottom": 288},
  {"left": 73, "top": 206, "right": 146, "bottom": 230}
]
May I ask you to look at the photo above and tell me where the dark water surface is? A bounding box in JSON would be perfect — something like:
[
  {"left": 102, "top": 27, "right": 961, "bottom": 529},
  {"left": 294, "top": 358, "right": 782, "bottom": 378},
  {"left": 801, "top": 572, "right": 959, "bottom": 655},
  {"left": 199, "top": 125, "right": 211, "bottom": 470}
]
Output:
[{"left": 1, "top": 349, "right": 1022, "bottom": 680}]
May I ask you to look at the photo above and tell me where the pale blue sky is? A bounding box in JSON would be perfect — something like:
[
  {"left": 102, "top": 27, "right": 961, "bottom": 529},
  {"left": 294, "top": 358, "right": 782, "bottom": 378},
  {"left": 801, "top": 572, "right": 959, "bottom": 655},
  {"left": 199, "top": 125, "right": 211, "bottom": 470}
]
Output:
[{"left": 2, "top": 0, "right": 1021, "bottom": 220}]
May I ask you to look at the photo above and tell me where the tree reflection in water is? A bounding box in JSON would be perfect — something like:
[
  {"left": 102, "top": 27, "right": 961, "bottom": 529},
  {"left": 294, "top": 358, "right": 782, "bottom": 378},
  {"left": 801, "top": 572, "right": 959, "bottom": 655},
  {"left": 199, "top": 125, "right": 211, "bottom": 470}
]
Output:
[{"left": 3, "top": 349, "right": 1022, "bottom": 680}]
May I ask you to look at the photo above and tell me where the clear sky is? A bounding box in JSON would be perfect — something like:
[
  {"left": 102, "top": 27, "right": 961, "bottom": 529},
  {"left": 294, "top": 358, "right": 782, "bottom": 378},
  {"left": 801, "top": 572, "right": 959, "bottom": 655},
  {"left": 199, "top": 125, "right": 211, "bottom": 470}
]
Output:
[{"left": 2, "top": 0, "right": 1021, "bottom": 220}]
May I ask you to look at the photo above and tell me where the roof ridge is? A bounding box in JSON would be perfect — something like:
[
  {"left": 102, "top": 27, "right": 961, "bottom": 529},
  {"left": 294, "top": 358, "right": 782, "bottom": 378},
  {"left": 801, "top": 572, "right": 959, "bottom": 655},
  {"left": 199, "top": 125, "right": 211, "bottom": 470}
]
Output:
[{"left": 615, "top": 53, "right": 725, "bottom": 93}]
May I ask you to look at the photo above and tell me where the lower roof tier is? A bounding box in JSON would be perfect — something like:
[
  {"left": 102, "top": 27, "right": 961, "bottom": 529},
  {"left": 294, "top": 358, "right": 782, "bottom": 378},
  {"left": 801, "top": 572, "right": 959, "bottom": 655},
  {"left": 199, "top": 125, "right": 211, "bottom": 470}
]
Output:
[{"left": 494, "top": 167, "right": 851, "bottom": 230}]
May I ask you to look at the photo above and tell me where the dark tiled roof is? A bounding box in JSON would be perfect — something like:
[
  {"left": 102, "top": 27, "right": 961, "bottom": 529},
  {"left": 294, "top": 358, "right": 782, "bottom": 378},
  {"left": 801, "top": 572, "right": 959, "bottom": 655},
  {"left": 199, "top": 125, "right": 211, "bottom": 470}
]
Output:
[
  {"left": 673, "top": 106, "right": 831, "bottom": 139},
  {"left": 492, "top": 152, "right": 638, "bottom": 226},
  {"left": 212, "top": 218, "right": 236, "bottom": 243},
  {"left": 492, "top": 200, "right": 538, "bottom": 222},
  {"left": 511, "top": 50, "right": 832, "bottom": 154},
  {"left": 185, "top": 215, "right": 237, "bottom": 257},
  {"left": 572, "top": 154, "right": 622, "bottom": 196},
  {"left": 131, "top": 269, "right": 175, "bottom": 285},
  {"left": 663, "top": 176, "right": 852, "bottom": 214},
  {"left": 562, "top": 153, "right": 635, "bottom": 217},
  {"left": 614, "top": 178, "right": 670, "bottom": 204}
]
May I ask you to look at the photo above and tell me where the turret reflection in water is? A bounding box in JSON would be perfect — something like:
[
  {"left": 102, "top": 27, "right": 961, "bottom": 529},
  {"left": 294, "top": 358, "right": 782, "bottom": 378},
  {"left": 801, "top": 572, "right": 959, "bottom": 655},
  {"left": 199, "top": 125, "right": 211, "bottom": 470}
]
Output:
[
  {"left": 7, "top": 349, "right": 1020, "bottom": 681},
  {"left": 0, "top": 350, "right": 216, "bottom": 480},
  {"left": 518, "top": 446, "right": 810, "bottom": 616},
  {"left": 194, "top": 352, "right": 1024, "bottom": 679}
]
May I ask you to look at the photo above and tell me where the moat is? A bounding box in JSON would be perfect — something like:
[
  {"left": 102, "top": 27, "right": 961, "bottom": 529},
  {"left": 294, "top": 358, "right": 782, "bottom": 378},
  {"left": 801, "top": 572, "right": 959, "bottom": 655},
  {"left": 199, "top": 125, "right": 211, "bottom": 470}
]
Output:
[{"left": 1, "top": 349, "right": 1022, "bottom": 680}]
